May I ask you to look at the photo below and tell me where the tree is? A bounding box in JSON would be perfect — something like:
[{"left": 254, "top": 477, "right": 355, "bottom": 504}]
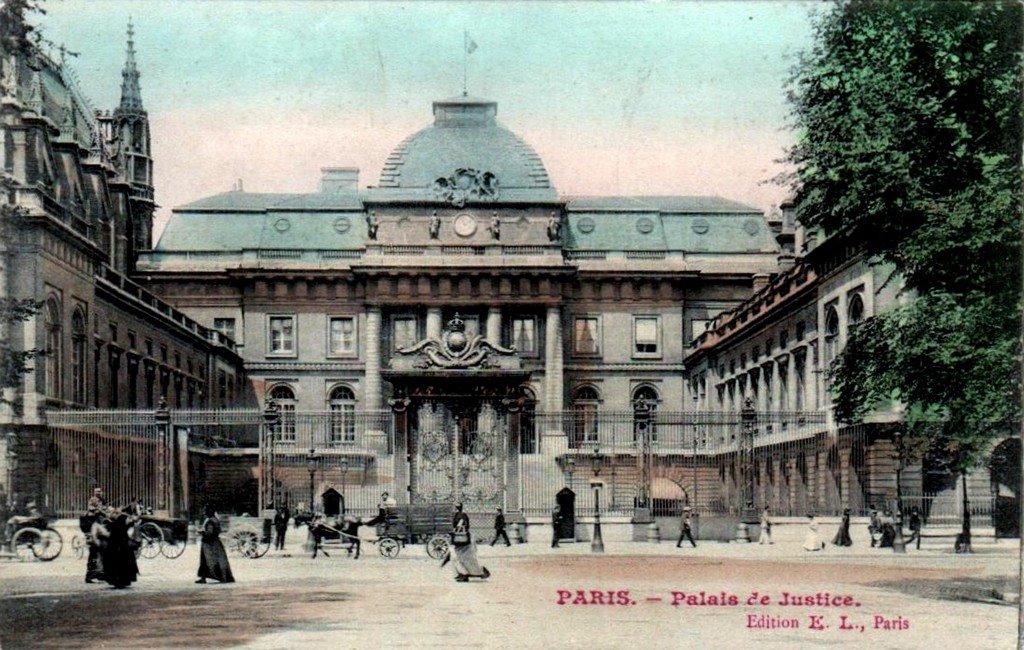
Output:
[
  {"left": 784, "top": 0, "right": 1022, "bottom": 546},
  {"left": 0, "top": 176, "right": 43, "bottom": 398}
]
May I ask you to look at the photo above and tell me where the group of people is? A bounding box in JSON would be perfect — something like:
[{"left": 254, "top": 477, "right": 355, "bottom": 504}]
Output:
[
  {"left": 81, "top": 488, "right": 234, "bottom": 588},
  {"left": 793, "top": 505, "right": 923, "bottom": 551}
]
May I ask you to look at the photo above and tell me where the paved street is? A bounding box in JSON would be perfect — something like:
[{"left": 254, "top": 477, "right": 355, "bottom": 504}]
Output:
[{"left": 0, "top": 531, "right": 1018, "bottom": 649}]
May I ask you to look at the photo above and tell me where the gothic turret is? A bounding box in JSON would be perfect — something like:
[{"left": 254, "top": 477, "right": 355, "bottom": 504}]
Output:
[{"left": 110, "top": 19, "right": 154, "bottom": 267}]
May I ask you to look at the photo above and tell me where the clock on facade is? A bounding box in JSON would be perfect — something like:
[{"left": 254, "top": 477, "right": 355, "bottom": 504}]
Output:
[{"left": 453, "top": 213, "right": 477, "bottom": 237}]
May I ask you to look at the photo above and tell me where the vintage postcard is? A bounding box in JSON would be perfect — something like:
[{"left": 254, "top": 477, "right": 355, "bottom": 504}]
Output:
[{"left": 0, "top": 1, "right": 1020, "bottom": 648}]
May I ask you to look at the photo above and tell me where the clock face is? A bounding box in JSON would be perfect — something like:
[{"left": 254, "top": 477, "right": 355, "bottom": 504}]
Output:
[{"left": 453, "top": 213, "right": 477, "bottom": 237}]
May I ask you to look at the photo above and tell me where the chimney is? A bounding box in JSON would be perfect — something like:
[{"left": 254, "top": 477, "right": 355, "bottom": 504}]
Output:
[{"left": 320, "top": 167, "right": 360, "bottom": 194}]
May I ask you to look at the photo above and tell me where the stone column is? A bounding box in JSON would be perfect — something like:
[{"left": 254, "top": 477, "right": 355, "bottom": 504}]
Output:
[
  {"left": 365, "top": 308, "right": 382, "bottom": 410},
  {"left": 544, "top": 306, "right": 563, "bottom": 413},
  {"left": 486, "top": 307, "right": 501, "bottom": 344},
  {"left": 755, "top": 367, "right": 768, "bottom": 412},
  {"left": 786, "top": 358, "right": 798, "bottom": 411},
  {"left": 770, "top": 361, "right": 782, "bottom": 412},
  {"left": 807, "top": 342, "right": 819, "bottom": 410},
  {"left": 426, "top": 308, "right": 442, "bottom": 340}
]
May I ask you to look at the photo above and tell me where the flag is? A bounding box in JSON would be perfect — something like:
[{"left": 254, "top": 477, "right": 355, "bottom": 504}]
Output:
[{"left": 465, "top": 33, "right": 478, "bottom": 54}]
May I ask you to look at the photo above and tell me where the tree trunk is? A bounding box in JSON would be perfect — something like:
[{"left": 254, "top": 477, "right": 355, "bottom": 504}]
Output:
[{"left": 957, "top": 469, "right": 972, "bottom": 553}]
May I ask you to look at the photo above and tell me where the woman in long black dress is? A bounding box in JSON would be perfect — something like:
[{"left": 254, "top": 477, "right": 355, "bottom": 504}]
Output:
[
  {"left": 196, "top": 506, "right": 234, "bottom": 584},
  {"left": 97, "top": 510, "right": 139, "bottom": 589},
  {"left": 832, "top": 508, "right": 853, "bottom": 546}
]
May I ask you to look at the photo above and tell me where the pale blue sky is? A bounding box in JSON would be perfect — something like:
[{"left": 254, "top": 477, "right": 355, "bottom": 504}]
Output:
[{"left": 41, "top": 1, "right": 819, "bottom": 228}]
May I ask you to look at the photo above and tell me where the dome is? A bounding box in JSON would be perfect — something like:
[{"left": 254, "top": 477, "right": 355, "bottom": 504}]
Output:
[{"left": 378, "top": 95, "right": 552, "bottom": 190}]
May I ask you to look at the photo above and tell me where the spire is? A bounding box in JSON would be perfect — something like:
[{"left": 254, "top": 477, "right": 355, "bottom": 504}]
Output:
[{"left": 119, "top": 18, "right": 143, "bottom": 112}]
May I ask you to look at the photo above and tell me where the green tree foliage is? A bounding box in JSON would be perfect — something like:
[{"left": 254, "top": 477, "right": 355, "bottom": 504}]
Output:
[
  {"left": 0, "top": 177, "right": 43, "bottom": 394},
  {"left": 785, "top": 1, "right": 1022, "bottom": 471}
]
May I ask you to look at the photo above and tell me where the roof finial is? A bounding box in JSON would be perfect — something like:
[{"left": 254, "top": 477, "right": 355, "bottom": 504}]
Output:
[{"left": 119, "top": 17, "right": 144, "bottom": 112}]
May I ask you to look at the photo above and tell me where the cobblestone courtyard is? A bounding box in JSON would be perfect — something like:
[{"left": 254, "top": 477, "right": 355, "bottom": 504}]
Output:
[{"left": 0, "top": 532, "right": 1018, "bottom": 649}]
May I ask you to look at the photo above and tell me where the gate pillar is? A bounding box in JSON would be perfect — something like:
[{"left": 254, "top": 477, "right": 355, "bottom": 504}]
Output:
[{"left": 389, "top": 396, "right": 411, "bottom": 506}]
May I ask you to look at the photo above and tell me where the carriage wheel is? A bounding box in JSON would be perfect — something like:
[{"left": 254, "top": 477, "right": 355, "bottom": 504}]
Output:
[
  {"left": 11, "top": 528, "right": 41, "bottom": 561},
  {"left": 248, "top": 535, "right": 270, "bottom": 559},
  {"left": 160, "top": 537, "right": 187, "bottom": 559},
  {"left": 425, "top": 534, "right": 449, "bottom": 560},
  {"left": 33, "top": 528, "right": 63, "bottom": 561},
  {"left": 138, "top": 522, "right": 163, "bottom": 559},
  {"left": 378, "top": 537, "right": 400, "bottom": 558},
  {"left": 71, "top": 534, "right": 87, "bottom": 560},
  {"left": 231, "top": 528, "right": 260, "bottom": 558}
]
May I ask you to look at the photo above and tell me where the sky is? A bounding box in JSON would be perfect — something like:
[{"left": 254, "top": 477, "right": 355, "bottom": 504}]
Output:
[{"left": 39, "top": 1, "right": 820, "bottom": 235}]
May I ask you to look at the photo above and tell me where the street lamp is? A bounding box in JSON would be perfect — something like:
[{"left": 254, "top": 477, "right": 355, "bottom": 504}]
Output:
[
  {"left": 891, "top": 430, "right": 907, "bottom": 553},
  {"left": 339, "top": 457, "right": 350, "bottom": 515},
  {"left": 591, "top": 447, "right": 605, "bottom": 553},
  {"left": 736, "top": 398, "right": 757, "bottom": 542},
  {"left": 306, "top": 448, "right": 320, "bottom": 513}
]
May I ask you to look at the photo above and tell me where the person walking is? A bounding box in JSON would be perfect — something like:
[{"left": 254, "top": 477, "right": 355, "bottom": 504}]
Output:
[
  {"left": 96, "top": 509, "right": 139, "bottom": 589},
  {"left": 273, "top": 505, "right": 290, "bottom": 551},
  {"left": 491, "top": 507, "right": 511, "bottom": 547},
  {"left": 550, "top": 505, "right": 562, "bottom": 548},
  {"left": 803, "top": 514, "right": 825, "bottom": 551},
  {"left": 676, "top": 507, "right": 697, "bottom": 548},
  {"left": 758, "top": 505, "right": 773, "bottom": 545},
  {"left": 442, "top": 503, "right": 489, "bottom": 582},
  {"left": 907, "top": 507, "right": 922, "bottom": 550},
  {"left": 85, "top": 488, "right": 107, "bottom": 583},
  {"left": 832, "top": 508, "right": 853, "bottom": 546},
  {"left": 196, "top": 506, "right": 234, "bottom": 584},
  {"left": 868, "top": 509, "right": 881, "bottom": 547}
]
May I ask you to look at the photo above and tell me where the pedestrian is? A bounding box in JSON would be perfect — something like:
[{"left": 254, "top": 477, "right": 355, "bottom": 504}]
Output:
[
  {"left": 832, "top": 508, "right": 853, "bottom": 546},
  {"left": 676, "top": 507, "right": 697, "bottom": 548},
  {"left": 196, "top": 506, "right": 234, "bottom": 584},
  {"left": 442, "top": 503, "right": 489, "bottom": 582},
  {"left": 802, "top": 514, "right": 825, "bottom": 551},
  {"left": 96, "top": 509, "right": 139, "bottom": 589},
  {"left": 878, "top": 509, "right": 896, "bottom": 548},
  {"left": 758, "top": 505, "right": 773, "bottom": 545},
  {"left": 908, "top": 507, "right": 922, "bottom": 550},
  {"left": 868, "top": 509, "right": 881, "bottom": 547},
  {"left": 491, "top": 507, "right": 511, "bottom": 547},
  {"left": 85, "top": 488, "right": 107, "bottom": 584},
  {"left": 273, "top": 504, "right": 290, "bottom": 551},
  {"left": 551, "top": 505, "right": 562, "bottom": 548}
]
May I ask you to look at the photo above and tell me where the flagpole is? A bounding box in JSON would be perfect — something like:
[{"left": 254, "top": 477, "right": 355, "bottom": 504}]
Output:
[{"left": 463, "top": 31, "right": 468, "bottom": 96}]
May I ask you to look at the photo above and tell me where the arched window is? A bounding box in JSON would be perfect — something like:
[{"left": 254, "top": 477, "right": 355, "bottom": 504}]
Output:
[
  {"left": 824, "top": 304, "right": 840, "bottom": 366},
  {"left": 633, "top": 385, "right": 660, "bottom": 442},
  {"left": 269, "top": 385, "right": 297, "bottom": 442},
  {"left": 572, "top": 386, "right": 600, "bottom": 447},
  {"left": 328, "top": 385, "right": 356, "bottom": 444},
  {"left": 848, "top": 293, "right": 865, "bottom": 326},
  {"left": 71, "top": 310, "right": 86, "bottom": 405},
  {"left": 44, "top": 298, "right": 61, "bottom": 399}
]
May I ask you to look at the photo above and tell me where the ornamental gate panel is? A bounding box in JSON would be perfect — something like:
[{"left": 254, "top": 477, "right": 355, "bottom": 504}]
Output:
[{"left": 409, "top": 401, "right": 509, "bottom": 509}]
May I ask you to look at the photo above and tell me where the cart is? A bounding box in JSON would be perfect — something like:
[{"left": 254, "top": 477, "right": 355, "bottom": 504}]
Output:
[
  {"left": 0, "top": 516, "right": 63, "bottom": 561},
  {"left": 138, "top": 515, "right": 189, "bottom": 559},
  {"left": 374, "top": 503, "right": 452, "bottom": 560},
  {"left": 227, "top": 515, "right": 272, "bottom": 559}
]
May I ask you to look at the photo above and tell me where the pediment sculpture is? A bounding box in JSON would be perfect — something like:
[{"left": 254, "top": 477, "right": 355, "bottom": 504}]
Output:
[
  {"left": 396, "top": 314, "right": 517, "bottom": 370},
  {"left": 432, "top": 169, "right": 499, "bottom": 208}
]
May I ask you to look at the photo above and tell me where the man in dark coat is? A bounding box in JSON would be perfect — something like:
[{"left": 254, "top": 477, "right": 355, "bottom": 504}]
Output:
[
  {"left": 676, "top": 508, "right": 697, "bottom": 548},
  {"left": 908, "top": 507, "right": 922, "bottom": 550},
  {"left": 273, "top": 505, "right": 290, "bottom": 551},
  {"left": 96, "top": 511, "right": 139, "bottom": 589},
  {"left": 551, "top": 505, "right": 562, "bottom": 548},
  {"left": 491, "top": 507, "right": 511, "bottom": 547}
]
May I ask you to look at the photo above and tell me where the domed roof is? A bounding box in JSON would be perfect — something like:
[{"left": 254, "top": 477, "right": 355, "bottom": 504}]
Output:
[{"left": 378, "top": 95, "right": 552, "bottom": 190}]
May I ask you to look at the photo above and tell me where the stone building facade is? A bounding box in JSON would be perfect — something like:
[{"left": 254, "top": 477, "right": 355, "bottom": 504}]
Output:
[{"left": 0, "top": 28, "right": 244, "bottom": 514}]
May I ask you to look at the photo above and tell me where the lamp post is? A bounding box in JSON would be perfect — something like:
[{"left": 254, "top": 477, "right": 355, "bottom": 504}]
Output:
[
  {"left": 260, "top": 400, "right": 280, "bottom": 513},
  {"left": 736, "top": 398, "right": 757, "bottom": 542},
  {"left": 306, "top": 448, "right": 320, "bottom": 513},
  {"left": 892, "top": 431, "right": 907, "bottom": 553},
  {"left": 339, "top": 457, "right": 350, "bottom": 515},
  {"left": 591, "top": 447, "right": 605, "bottom": 553}
]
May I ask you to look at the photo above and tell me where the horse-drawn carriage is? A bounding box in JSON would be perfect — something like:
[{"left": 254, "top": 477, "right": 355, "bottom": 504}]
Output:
[
  {"left": 227, "top": 515, "right": 273, "bottom": 559},
  {"left": 1, "top": 516, "right": 63, "bottom": 561},
  {"left": 310, "top": 503, "right": 452, "bottom": 560},
  {"left": 73, "top": 513, "right": 188, "bottom": 560}
]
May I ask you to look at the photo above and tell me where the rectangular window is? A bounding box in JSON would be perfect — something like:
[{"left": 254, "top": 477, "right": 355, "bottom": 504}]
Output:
[
  {"left": 328, "top": 316, "right": 357, "bottom": 356},
  {"left": 214, "top": 318, "right": 236, "bottom": 341},
  {"left": 109, "top": 323, "right": 118, "bottom": 343},
  {"left": 511, "top": 317, "right": 537, "bottom": 355},
  {"left": 573, "top": 316, "right": 601, "bottom": 355},
  {"left": 330, "top": 403, "right": 356, "bottom": 443},
  {"left": 633, "top": 316, "right": 660, "bottom": 356},
  {"left": 127, "top": 331, "right": 137, "bottom": 350},
  {"left": 269, "top": 316, "right": 296, "bottom": 355},
  {"left": 393, "top": 316, "right": 418, "bottom": 351}
]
